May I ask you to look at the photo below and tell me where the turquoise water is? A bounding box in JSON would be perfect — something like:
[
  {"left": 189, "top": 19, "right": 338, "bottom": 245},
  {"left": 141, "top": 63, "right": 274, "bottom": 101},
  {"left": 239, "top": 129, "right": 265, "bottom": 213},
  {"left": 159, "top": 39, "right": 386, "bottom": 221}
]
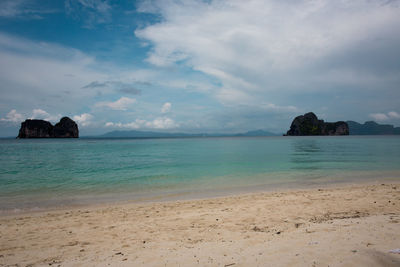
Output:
[{"left": 1, "top": 136, "right": 400, "bottom": 212}]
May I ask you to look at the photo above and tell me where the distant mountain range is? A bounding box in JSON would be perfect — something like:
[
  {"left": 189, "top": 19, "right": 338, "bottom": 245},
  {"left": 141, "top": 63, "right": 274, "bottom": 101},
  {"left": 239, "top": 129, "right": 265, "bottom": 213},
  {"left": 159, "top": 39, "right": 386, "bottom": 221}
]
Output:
[
  {"left": 347, "top": 121, "right": 400, "bottom": 135},
  {"left": 88, "top": 121, "right": 400, "bottom": 139},
  {"left": 96, "top": 129, "right": 279, "bottom": 138}
]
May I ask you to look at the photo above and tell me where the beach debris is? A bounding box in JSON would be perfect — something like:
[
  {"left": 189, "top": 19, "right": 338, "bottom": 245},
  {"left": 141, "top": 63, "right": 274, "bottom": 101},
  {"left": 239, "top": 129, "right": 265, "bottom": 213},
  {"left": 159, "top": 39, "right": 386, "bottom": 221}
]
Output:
[
  {"left": 389, "top": 216, "right": 399, "bottom": 223},
  {"left": 308, "top": 241, "right": 319, "bottom": 245},
  {"left": 66, "top": 241, "right": 79, "bottom": 246},
  {"left": 48, "top": 259, "right": 62, "bottom": 266},
  {"left": 276, "top": 231, "right": 281, "bottom": 235},
  {"left": 115, "top": 252, "right": 124, "bottom": 256},
  {"left": 310, "top": 211, "right": 368, "bottom": 223},
  {"left": 389, "top": 248, "right": 400, "bottom": 254},
  {"left": 224, "top": 263, "right": 236, "bottom": 267},
  {"left": 295, "top": 223, "right": 303, "bottom": 228},
  {"left": 252, "top": 226, "right": 263, "bottom": 232},
  {"left": 351, "top": 250, "right": 357, "bottom": 253}
]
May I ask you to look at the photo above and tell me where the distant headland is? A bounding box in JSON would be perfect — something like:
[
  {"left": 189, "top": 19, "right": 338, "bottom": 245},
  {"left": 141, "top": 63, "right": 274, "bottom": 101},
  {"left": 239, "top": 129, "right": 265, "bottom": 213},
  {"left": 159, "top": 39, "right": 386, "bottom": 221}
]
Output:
[
  {"left": 17, "top": 117, "right": 79, "bottom": 138},
  {"left": 285, "top": 112, "right": 349, "bottom": 136},
  {"left": 346, "top": 120, "right": 400, "bottom": 135}
]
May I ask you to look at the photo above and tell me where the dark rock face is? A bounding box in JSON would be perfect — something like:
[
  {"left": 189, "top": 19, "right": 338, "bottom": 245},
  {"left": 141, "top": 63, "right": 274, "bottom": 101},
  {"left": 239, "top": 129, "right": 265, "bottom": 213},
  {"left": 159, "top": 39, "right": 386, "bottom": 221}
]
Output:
[
  {"left": 17, "top": 120, "right": 54, "bottom": 138},
  {"left": 17, "top": 117, "right": 79, "bottom": 138},
  {"left": 54, "top": 117, "right": 79, "bottom": 138},
  {"left": 286, "top": 112, "right": 349, "bottom": 136}
]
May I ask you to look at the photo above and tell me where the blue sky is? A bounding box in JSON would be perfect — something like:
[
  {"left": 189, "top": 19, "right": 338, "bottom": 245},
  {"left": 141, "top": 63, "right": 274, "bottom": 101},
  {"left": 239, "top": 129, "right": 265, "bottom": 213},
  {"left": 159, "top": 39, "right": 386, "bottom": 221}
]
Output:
[{"left": 1, "top": 0, "right": 400, "bottom": 136}]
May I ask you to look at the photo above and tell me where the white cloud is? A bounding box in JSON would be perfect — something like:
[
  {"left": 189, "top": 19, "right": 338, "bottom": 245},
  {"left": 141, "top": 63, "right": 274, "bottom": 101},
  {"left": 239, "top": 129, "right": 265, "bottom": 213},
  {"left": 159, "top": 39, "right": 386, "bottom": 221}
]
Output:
[
  {"left": 0, "top": 0, "right": 57, "bottom": 19},
  {"left": 1, "top": 108, "right": 66, "bottom": 124},
  {"left": 148, "top": 117, "right": 178, "bottom": 129},
  {"left": 105, "top": 120, "right": 145, "bottom": 129},
  {"left": 138, "top": 0, "right": 400, "bottom": 69},
  {"left": 0, "top": 32, "right": 108, "bottom": 114},
  {"left": 370, "top": 111, "right": 400, "bottom": 122},
  {"left": 136, "top": 0, "right": 400, "bottom": 106},
  {"left": 0, "top": 0, "right": 27, "bottom": 18},
  {"left": 263, "top": 103, "right": 299, "bottom": 113},
  {"left": 82, "top": 80, "right": 142, "bottom": 95},
  {"left": 65, "top": 0, "right": 112, "bottom": 28},
  {"left": 105, "top": 117, "right": 179, "bottom": 130},
  {"left": 105, "top": 122, "right": 115, "bottom": 127},
  {"left": 73, "top": 113, "right": 94, "bottom": 127},
  {"left": 76, "top": 0, "right": 110, "bottom": 11},
  {"left": 388, "top": 111, "right": 400, "bottom": 119},
  {"left": 369, "top": 113, "right": 389, "bottom": 122},
  {"left": 0, "top": 109, "right": 24, "bottom": 123},
  {"left": 161, "top": 102, "right": 171, "bottom": 113},
  {"left": 95, "top": 97, "right": 136, "bottom": 111},
  {"left": 30, "top": 109, "right": 61, "bottom": 122},
  {"left": 215, "top": 87, "right": 254, "bottom": 106},
  {"left": 1, "top": 109, "right": 96, "bottom": 127}
]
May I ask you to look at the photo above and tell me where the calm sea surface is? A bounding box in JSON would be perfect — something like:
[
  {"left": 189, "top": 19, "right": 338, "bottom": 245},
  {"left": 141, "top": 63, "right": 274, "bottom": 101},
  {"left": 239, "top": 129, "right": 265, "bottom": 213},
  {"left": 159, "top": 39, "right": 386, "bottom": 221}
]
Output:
[{"left": 1, "top": 136, "right": 400, "bottom": 212}]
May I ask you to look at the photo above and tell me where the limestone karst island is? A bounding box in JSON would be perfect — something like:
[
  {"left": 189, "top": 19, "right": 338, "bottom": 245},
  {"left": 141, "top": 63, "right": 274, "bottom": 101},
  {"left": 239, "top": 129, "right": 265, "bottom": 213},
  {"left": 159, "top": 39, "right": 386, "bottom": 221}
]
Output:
[
  {"left": 17, "top": 117, "right": 79, "bottom": 138},
  {"left": 285, "top": 112, "right": 349, "bottom": 136}
]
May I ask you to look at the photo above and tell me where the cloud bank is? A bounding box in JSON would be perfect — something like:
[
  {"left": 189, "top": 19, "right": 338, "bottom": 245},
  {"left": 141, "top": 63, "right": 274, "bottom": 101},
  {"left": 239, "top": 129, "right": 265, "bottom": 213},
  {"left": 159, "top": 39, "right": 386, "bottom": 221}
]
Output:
[
  {"left": 95, "top": 97, "right": 137, "bottom": 111},
  {"left": 0, "top": 109, "right": 94, "bottom": 128},
  {"left": 105, "top": 117, "right": 178, "bottom": 130},
  {"left": 136, "top": 0, "right": 400, "bottom": 110},
  {"left": 369, "top": 111, "right": 400, "bottom": 122},
  {"left": 0, "top": 109, "right": 24, "bottom": 123}
]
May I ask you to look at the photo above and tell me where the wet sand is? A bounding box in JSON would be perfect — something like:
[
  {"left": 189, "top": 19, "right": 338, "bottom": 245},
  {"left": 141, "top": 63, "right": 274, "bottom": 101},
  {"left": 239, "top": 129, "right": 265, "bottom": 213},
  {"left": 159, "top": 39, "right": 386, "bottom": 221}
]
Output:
[{"left": 1, "top": 181, "right": 400, "bottom": 266}]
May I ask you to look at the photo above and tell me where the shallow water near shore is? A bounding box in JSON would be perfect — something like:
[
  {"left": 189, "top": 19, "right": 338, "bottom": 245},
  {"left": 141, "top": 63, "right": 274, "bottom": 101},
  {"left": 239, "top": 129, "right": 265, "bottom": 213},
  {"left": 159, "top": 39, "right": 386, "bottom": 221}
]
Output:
[{"left": 1, "top": 136, "right": 400, "bottom": 213}]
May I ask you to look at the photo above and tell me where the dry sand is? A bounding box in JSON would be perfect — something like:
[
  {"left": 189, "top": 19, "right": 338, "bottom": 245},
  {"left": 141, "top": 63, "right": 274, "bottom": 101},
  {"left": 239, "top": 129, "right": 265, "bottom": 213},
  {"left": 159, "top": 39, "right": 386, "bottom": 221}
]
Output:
[{"left": 1, "top": 182, "right": 400, "bottom": 266}]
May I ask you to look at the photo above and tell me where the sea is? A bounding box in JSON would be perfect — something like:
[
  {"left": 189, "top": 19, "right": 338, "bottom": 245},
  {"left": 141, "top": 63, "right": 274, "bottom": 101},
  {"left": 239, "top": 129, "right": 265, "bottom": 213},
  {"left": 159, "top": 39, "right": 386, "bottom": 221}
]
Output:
[{"left": 1, "top": 136, "right": 400, "bottom": 213}]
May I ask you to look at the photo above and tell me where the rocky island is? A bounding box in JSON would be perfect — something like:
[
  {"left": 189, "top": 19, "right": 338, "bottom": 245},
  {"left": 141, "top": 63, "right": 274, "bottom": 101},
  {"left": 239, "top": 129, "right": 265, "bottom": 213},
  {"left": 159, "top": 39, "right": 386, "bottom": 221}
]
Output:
[
  {"left": 285, "top": 112, "right": 349, "bottom": 136},
  {"left": 17, "top": 117, "right": 79, "bottom": 138}
]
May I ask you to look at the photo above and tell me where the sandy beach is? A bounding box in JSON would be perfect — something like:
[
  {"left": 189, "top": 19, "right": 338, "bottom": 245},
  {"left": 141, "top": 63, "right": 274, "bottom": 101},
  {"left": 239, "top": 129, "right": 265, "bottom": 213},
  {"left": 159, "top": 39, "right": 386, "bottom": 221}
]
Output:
[{"left": 1, "top": 181, "right": 399, "bottom": 266}]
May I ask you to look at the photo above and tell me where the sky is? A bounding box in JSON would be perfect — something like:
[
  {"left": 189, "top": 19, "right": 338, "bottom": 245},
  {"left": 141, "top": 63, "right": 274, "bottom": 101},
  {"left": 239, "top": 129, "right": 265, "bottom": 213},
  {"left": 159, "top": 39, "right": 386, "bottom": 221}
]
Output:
[{"left": 1, "top": 0, "right": 400, "bottom": 137}]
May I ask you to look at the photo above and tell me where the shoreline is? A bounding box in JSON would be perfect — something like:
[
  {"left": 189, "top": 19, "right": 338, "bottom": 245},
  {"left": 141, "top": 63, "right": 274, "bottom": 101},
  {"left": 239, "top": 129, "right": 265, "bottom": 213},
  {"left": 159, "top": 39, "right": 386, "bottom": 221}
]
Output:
[
  {"left": 1, "top": 180, "right": 399, "bottom": 266},
  {"left": 2, "top": 170, "right": 400, "bottom": 216}
]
